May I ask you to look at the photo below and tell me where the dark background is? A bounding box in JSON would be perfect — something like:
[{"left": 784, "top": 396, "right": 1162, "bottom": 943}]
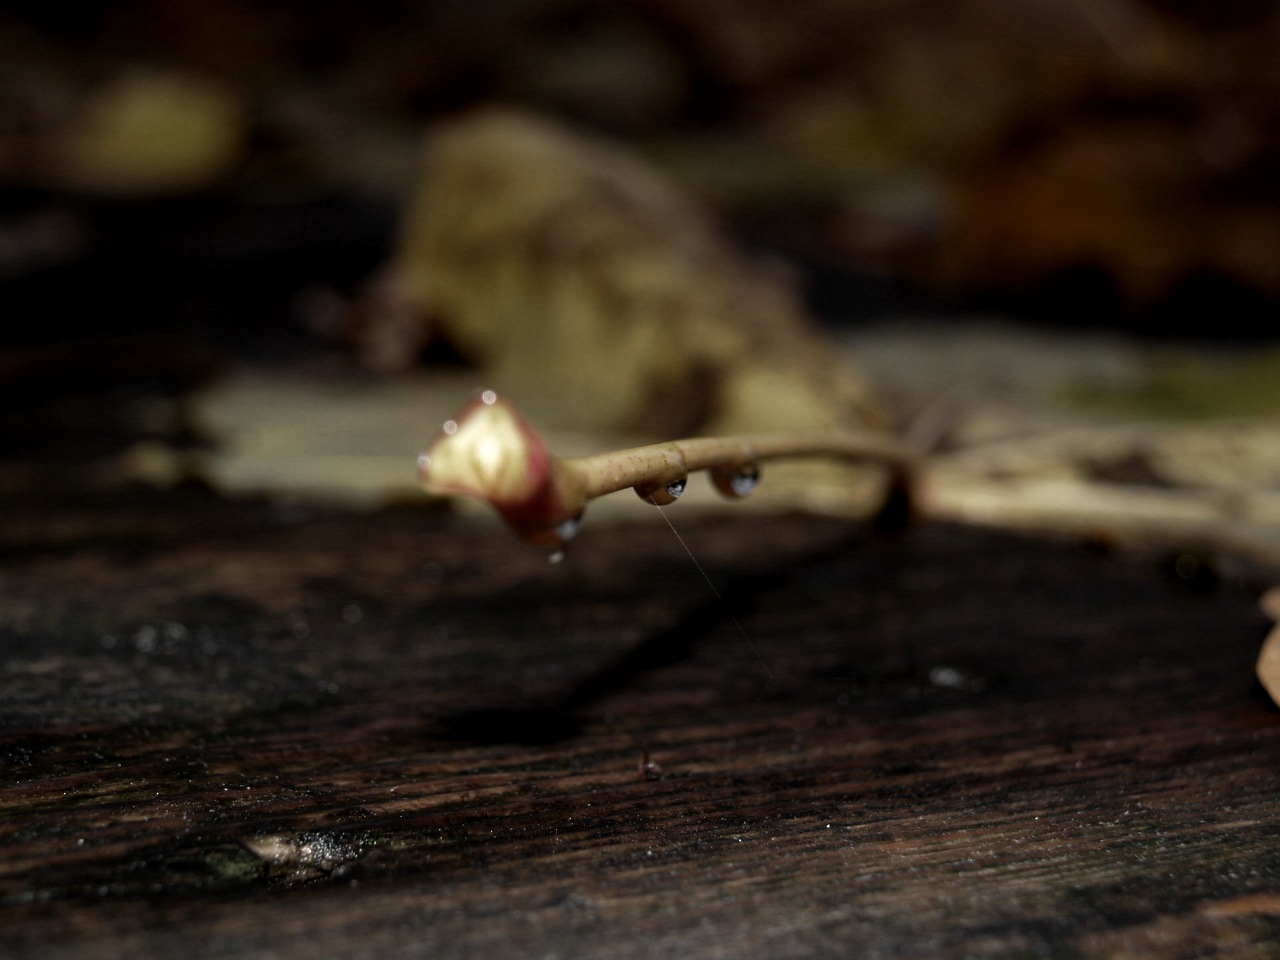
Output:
[{"left": 4, "top": 0, "right": 1280, "bottom": 358}]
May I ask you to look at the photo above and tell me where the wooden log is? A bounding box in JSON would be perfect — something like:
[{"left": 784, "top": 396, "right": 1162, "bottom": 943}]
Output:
[{"left": 1, "top": 488, "right": 1277, "bottom": 958}]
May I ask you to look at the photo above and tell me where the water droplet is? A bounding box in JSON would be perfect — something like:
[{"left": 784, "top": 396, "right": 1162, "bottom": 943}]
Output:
[
  {"left": 441, "top": 419, "right": 458, "bottom": 436},
  {"left": 133, "top": 624, "right": 157, "bottom": 653},
  {"left": 553, "top": 513, "right": 583, "bottom": 543},
  {"left": 712, "top": 461, "right": 761, "bottom": 499},
  {"left": 929, "top": 665, "right": 966, "bottom": 689},
  {"left": 480, "top": 389, "right": 498, "bottom": 405},
  {"left": 636, "top": 477, "right": 686, "bottom": 505}
]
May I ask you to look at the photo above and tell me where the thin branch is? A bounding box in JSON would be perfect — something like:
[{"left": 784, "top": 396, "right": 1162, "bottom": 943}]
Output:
[{"left": 417, "top": 390, "right": 922, "bottom": 547}]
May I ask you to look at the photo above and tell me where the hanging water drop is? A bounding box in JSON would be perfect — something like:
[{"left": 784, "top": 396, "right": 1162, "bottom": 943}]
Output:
[
  {"left": 636, "top": 476, "right": 686, "bottom": 506},
  {"left": 712, "top": 461, "right": 761, "bottom": 499},
  {"left": 552, "top": 512, "right": 584, "bottom": 543}
]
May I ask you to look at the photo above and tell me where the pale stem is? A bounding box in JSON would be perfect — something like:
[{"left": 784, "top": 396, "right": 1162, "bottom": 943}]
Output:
[
  {"left": 418, "top": 391, "right": 922, "bottom": 546},
  {"left": 565, "top": 432, "right": 920, "bottom": 501}
]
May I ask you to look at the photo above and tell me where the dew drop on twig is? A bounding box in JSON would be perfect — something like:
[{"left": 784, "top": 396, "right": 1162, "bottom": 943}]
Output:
[
  {"left": 636, "top": 477, "right": 686, "bottom": 506},
  {"left": 712, "top": 461, "right": 761, "bottom": 499}
]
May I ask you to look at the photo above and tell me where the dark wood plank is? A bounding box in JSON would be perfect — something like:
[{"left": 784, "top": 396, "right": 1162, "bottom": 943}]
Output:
[{"left": 2, "top": 488, "right": 1278, "bottom": 958}]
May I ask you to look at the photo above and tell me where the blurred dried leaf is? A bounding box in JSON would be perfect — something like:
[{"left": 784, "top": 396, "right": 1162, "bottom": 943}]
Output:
[{"left": 339, "top": 110, "right": 879, "bottom": 437}]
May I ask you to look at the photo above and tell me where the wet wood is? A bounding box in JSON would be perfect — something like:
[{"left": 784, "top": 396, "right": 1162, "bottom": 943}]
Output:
[{"left": 2, "top": 487, "right": 1279, "bottom": 959}]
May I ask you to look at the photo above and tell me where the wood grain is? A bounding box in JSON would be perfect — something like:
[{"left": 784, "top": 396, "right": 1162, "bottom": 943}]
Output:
[{"left": 2, "top": 488, "right": 1278, "bottom": 958}]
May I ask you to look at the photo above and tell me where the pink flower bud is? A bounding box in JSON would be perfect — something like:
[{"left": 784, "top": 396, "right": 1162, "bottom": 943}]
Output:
[{"left": 417, "top": 390, "right": 583, "bottom": 546}]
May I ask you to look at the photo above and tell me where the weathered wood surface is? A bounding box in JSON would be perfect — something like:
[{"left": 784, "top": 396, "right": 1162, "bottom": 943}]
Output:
[{"left": 2, "top": 488, "right": 1279, "bottom": 959}]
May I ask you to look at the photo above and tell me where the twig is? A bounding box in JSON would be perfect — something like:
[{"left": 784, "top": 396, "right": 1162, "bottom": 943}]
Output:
[{"left": 417, "top": 390, "right": 922, "bottom": 547}]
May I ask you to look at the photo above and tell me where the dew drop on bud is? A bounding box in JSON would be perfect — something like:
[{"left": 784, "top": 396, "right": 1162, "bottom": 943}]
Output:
[
  {"left": 553, "top": 512, "right": 584, "bottom": 543},
  {"left": 712, "top": 461, "right": 761, "bottom": 499},
  {"left": 480, "top": 389, "right": 497, "bottom": 405}
]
